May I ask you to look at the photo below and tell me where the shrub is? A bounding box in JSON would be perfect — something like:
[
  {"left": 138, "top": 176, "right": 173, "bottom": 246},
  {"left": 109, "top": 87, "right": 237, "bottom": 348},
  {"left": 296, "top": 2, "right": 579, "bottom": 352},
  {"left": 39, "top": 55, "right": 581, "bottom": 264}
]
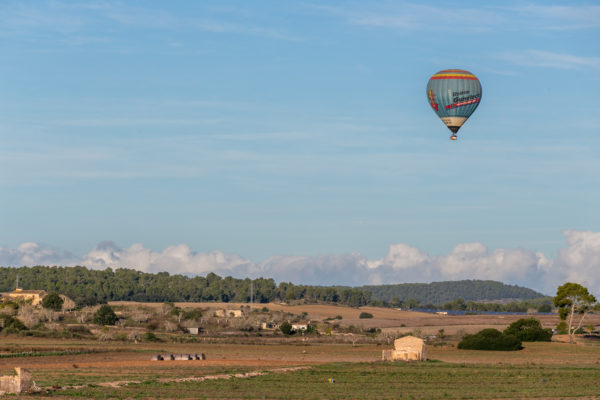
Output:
[
  {"left": 504, "top": 318, "right": 552, "bottom": 342},
  {"left": 556, "top": 321, "right": 568, "bottom": 334},
  {"left": 67, "top": 325, "right": 92, "bottom": 335},
  {"left": 182, "top": 308, "right": 203, "bottom": 321},
  {"left": 279, "top": 321, "right": 293, "bottom": 335},
  {"left": 359, "top": 312, "right": 373, "bottom": 319},
  {"left": 93, "top": 305, "right": 117, "bottom": 326},
  {"left": 143, "top": 332, "right": 161, "bottom": 342},
  {"left": 42, "top": 292, "right": 64, "bottom": 312},
  {"left": 0, "top": 314, "right": 27, "bottom": 333},
  {"left": 458, "top": 329, "right": 522, "bottom": 351}
]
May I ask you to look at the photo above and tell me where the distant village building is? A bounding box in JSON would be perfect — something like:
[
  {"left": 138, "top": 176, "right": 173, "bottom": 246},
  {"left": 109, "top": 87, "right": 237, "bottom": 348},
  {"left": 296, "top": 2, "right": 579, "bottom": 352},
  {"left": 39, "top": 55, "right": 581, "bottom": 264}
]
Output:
[
  {"left": 214, "top": 309, "right": 243, "bottom": 318},
  {"left": 4, "top": 289, "right": 47, "bottom": 306},
  {"left": 292, "top": 323, "right": 308, "bottom": 332},
  {"left": 382, "top": 336, "right": 427, "bottom": 361},
  {"left": 261, "top": 322, "right": 279, "bottom": 330},
  {"left": 186, "top": 327, "right": 202, "bottom": 335}
]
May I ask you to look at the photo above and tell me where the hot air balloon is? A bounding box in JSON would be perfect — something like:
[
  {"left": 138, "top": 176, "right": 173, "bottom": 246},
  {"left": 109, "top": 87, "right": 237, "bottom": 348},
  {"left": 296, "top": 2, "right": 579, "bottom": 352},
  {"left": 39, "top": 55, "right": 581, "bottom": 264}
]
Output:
[{"left": 426, "top": 69, "right": 481, "bottom": 140}]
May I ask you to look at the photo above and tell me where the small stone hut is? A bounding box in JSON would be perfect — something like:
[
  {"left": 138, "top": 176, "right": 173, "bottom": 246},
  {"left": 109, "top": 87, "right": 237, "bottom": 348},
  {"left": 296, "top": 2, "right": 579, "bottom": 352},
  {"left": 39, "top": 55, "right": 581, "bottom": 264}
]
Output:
[
  {"left": 0, "top": 368, "right": 32, "bottom": 394},
  {"left": 382, "top": 335, "right": 426, "bottom": 361}
]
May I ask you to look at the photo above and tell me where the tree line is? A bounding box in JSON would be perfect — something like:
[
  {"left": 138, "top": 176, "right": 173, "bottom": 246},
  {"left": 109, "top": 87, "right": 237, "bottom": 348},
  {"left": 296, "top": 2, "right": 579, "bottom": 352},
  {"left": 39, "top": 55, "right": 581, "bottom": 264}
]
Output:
[
  {"left": 0, "top": 266, "right": 371, "bottom": 307},
  {"left": 0, "top": 266, "right": 552, "bottom": 310}
]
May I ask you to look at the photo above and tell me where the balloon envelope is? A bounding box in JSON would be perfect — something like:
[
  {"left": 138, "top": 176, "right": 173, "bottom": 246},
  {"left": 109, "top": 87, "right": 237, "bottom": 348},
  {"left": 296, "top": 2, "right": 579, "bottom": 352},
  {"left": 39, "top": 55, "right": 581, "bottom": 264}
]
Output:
[{"left": 426, "top": 69, "right": 481, "bottom": 136}]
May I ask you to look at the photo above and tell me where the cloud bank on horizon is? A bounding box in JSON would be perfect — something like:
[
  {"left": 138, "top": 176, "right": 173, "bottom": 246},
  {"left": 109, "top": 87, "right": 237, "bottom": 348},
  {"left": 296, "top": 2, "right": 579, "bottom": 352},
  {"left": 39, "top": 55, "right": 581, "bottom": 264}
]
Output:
[{"left": 1, "top": 230, "right": 599, "bottom": 296}]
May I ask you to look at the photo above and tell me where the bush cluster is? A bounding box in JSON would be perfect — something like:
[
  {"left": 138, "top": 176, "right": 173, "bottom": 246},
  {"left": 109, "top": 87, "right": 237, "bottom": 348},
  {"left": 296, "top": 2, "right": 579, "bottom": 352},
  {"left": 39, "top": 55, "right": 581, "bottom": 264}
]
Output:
[
  {"left": 504, "top": 318, "right": 552, "bottom": 342},
  {"left": 458, "top": 329, "right": 522, "bottom": 351}
]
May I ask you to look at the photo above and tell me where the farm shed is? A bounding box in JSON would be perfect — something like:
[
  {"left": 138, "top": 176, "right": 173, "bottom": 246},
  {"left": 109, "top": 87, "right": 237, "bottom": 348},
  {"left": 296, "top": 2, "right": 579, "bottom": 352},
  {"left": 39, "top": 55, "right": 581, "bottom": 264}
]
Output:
[
  {"left": 382, "top": 336, "right": 426, "bottom": 361},
  {"left": 0, "top": 368, "right": 32, "bottom": 394}
]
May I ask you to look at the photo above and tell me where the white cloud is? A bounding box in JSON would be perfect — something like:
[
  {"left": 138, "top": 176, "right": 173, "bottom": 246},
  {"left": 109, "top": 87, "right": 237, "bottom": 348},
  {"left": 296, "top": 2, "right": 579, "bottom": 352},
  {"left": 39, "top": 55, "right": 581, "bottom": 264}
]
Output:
[
  {"left": 1, "top": 230, "right": 599, "bottom": 296},
  {"left": 80, "top": 241, "right": 254, "bottom": 276},
  {"left": 549, "top": 230, "right": 600, "bottom": 293},
  {"left": 0, "top": 242, "right": 75, "bottom": 266}
]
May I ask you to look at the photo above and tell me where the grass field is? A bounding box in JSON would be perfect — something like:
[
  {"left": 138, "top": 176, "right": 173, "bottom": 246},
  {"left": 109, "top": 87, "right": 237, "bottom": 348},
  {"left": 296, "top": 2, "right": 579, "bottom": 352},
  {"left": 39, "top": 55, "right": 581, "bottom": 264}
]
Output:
[
  {"left": 52, "top": 362, "right": 600, "bottom": 400},
  {"left": 1, "top": 336, "right": 598, "bottom": 399}
]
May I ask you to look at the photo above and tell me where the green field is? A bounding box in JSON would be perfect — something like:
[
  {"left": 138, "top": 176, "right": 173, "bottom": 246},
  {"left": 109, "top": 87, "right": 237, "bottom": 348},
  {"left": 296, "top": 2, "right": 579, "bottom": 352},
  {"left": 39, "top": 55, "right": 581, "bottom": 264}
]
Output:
[{"left": 46, "top": 362, "right": 600, "bottom": 399}]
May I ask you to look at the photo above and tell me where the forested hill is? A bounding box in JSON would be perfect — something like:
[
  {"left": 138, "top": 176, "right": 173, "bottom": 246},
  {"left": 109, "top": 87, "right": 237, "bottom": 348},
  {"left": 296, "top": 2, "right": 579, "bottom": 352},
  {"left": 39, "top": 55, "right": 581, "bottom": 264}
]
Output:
[{"left": 362, "top": 280, "right": 545, "bottom": 305}]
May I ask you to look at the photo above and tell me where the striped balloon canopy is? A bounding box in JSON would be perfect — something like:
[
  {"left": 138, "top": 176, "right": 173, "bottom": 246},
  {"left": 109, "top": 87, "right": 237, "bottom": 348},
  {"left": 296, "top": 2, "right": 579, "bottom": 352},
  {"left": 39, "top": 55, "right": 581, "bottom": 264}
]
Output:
[{"left": 426, "top": 69, "right": 481, "bottom": 140}]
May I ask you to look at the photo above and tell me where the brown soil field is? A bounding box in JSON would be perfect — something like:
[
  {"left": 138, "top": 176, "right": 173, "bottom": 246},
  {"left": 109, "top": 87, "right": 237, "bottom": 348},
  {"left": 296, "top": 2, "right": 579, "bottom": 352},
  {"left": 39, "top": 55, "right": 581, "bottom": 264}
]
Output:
[{"left": 1, "top": 335, "right": 599, "bottom": 373}]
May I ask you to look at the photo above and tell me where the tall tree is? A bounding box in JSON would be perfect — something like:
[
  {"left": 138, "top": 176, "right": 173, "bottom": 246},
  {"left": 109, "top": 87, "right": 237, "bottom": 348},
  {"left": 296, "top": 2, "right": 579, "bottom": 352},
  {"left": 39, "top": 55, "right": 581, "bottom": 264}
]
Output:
[{"left": 553, "top": 283, "right": 597, "bottom": 343}]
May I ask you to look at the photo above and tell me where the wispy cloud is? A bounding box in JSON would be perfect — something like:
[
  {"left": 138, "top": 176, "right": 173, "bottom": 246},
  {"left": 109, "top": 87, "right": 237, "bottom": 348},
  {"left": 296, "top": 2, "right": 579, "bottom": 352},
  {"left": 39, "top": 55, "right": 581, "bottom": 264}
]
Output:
[
  {"left": 497, "top": 50, "right": 600, "bottom": 70},
  {"left": 512, "top": 5, "right": 600, "bottom": 30},
  {"left": 313, "top": 2, "right": 600, "bottom": 32},
  {"left": 0, "top": 0, "right": 300, "bottom": 43},
  {"left": 312, "top": 3, "right": 504, "bottom": 31},
  {"left": 2, "top": 230, "right": 600, "bottom": 296}
]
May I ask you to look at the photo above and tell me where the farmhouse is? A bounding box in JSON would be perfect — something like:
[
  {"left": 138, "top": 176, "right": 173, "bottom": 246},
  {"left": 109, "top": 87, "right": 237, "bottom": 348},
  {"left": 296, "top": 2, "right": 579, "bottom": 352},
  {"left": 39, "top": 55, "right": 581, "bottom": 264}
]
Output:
[
  {"left": 3, "top": 289, "right": 47, "bottom": 306},
  {"left": 382, "top": 336, "right": 426, "bottom": 361},
  {"left": 292, "top": 323, "right": 308, "bottom": 331}
]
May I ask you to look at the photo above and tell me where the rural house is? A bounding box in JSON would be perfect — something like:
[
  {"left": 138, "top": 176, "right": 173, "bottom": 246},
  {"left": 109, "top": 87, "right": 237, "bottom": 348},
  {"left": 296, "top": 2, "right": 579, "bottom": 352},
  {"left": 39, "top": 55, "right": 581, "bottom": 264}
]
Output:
[
  {"left": 4, "top": 289, "right": 47, "bottom": 306},
  {"left": 292, "top": 323, "right": 308, "bottom": 331}
]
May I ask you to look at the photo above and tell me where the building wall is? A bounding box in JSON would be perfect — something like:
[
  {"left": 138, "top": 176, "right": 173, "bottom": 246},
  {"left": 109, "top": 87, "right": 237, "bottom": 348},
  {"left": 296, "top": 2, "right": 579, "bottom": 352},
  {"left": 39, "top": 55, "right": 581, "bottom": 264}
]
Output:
[{"left": 0, "top": 368, "right": 31, "bottom": 394}]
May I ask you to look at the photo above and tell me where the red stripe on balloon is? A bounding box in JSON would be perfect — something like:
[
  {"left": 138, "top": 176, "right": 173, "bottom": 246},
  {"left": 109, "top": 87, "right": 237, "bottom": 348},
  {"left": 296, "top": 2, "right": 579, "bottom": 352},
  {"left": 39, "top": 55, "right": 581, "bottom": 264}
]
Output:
[{"left": 430, "top": 76, "right": 479, "bottom": 80}]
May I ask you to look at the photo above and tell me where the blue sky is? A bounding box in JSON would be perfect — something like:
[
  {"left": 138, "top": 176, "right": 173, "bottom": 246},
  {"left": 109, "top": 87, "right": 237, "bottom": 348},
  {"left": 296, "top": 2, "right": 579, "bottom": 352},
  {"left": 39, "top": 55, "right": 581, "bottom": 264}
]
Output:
[{"left": 1, "top": 1, "right": 599, "bottom": 293}]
